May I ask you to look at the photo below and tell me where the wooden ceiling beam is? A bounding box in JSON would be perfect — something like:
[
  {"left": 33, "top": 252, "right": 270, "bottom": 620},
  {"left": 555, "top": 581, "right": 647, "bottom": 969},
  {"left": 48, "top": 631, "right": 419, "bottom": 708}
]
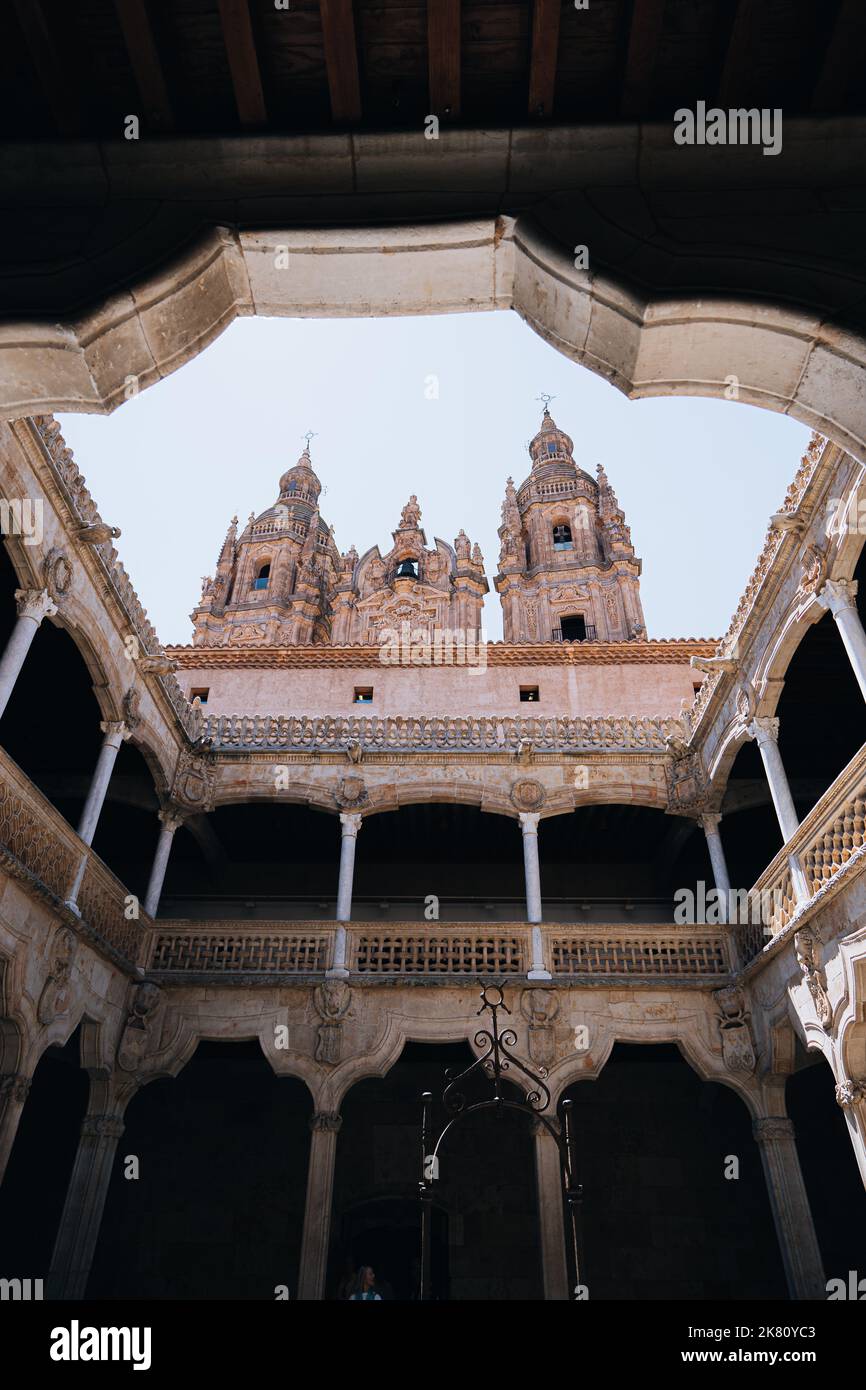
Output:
[
  {"left": 114, "top": 0, "right": 174, "bottom": 132},
  {"left": 528, "top": 0, "right": 561, "bottom": 119},
  {"left": 811, "top": 0, "right": 866, "bottom": 111},
  {"left": 620, "top": 0, "right": 666, "bottom": 118},
  {"left": 717, "top": 0, "right": 762, "bottom": 107},
  {"left": 320, "top": 0, "right": 362, "bottom": 124},
  {"left": 217, "top": 0, "right": 267, "bottom": 128},
  {"left": 428, "top": 0, "right": 461, "bottom": 117},
  {"left": 12, "top": 0, "right": 82, "bottom": 136}
]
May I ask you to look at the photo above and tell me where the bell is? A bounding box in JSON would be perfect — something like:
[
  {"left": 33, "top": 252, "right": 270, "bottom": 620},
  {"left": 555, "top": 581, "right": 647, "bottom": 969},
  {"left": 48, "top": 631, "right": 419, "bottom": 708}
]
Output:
[{"left": 396, "top": 559, "right": 417, "bottom": 579}]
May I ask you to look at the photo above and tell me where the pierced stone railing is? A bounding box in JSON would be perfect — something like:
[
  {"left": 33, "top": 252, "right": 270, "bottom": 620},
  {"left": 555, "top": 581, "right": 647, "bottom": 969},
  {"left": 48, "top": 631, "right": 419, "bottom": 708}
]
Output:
[
  {"left": 738, "top": 741, "right": 866, "bottom": 966},
  {"left": 0, "top": 748, "right": 149, "bottom": 972},
  {"left": 146, "top": 921, "right": 733, "bottom": 980},
  {"left": 201, "top": 712, "right": 685, "bottom": 753}
]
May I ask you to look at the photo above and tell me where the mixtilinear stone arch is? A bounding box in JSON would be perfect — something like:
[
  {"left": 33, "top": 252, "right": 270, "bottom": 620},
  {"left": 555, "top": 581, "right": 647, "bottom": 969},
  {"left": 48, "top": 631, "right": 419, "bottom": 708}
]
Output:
[{"left": 1, "top": 219, "right": 864, "bottom": 464}]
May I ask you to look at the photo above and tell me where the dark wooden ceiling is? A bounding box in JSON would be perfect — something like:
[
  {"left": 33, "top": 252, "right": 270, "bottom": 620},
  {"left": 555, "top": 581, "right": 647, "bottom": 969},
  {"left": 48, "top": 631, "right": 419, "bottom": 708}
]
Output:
[{"left": 1, "top": 0, "right": 864, "bottom": 139}]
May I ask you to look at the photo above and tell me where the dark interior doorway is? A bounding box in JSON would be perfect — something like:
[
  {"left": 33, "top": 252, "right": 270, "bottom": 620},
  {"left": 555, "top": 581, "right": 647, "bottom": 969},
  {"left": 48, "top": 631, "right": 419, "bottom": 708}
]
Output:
[
  {"left": 560, "top": 614, "right": 587, "bottom": 642},
  {"left": 339, "top": 1196, "right": 449, "bottom": 1300}
]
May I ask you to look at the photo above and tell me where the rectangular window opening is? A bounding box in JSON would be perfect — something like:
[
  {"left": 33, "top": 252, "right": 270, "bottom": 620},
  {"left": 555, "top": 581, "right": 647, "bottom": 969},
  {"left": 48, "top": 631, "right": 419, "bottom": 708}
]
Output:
[
  {"left": 190, "top": 687, "right": 210, "bottom": 704},
  {"left": 520, "top": 686, "right": 540, "bottom": 703},
  {"left": 354, "top": 687, "right": 374, "bottom": 704}
]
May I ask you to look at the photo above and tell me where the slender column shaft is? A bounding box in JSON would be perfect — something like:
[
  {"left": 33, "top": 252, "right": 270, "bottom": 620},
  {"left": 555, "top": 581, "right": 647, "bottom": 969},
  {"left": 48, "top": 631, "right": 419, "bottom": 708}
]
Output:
[
  {"left": 335, "top": 813, "right": 362, "bottom": 922},
  {"left": 143, "top": 809, "right": 183, "bottom": 918},
  {"left": 520, "top": 812, "right": 543, "bottom": 924},
  {"left": 701, "top": 813, "right": 731, "bottom": 923},
  {"left": 817, "top": 579, "right": 866, "bottom": 704},
  {"left": 67, "top": 721, "right": 130, "bottom": 907},
  {"left": 47, "top": 1110, "right": 126, "bottom": 1299},
  {"left": 534, "top": 1125, "right": 569, "bottom": 1300},
  {"left": 749, "top": 719, "right": 799, "bottom": 843},
  {"left": 297, "top": 1112, "right": 342, "bottom": 1300},
  {"left": 0, "top": 1073, "right": 31, "bottom": 1185},
  {"left": 520, "top": 813, "right": 550, "bottom": 978},
  {"left": 0, "top": 589, "right": 56, "bottom": 720},
  {"left": 752, "top": 1117, "right": 826, "bottom": 1300}
]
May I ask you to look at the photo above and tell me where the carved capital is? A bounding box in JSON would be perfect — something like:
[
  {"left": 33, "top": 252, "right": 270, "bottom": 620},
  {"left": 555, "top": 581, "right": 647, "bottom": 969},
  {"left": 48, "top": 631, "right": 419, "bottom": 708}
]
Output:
[
  {"left": 752, "top": 1117, "right": 794, "bottom": 1144},
  {"left": 518, "top": 811, "right": 541, "bottom": 834},
  {"left": 158, "top": 805, "right": 186, "bottom": 834},
  {"left": 815, "top": 577, "right": 858, "bottom": 617},
  {"left": 0, "top": 1073, "right": 31, "bottom": 1104},
  {"left": 15, "top": 588, "right": 57, "bottom": 624},
  {"left": 100, "top": 719, "right": 132, "bottom": 744},
  {"left": 700, "top": 812, "right": 723, "bottom": 835},
  {"left": 339, "top": 812, "right": 363, "bottom": 837},
  {"left": 747, "top": 716, "right": 779, "bottom": 746},
  {"left": 310, "top": 1111, "right": 342, "bottom": 1134},
  {"left": 81, "top": 1113, "right": 125, "bottom": 1140},
  {"left": 835, "top": 1079, "right": 866, "bottom": 1109}
]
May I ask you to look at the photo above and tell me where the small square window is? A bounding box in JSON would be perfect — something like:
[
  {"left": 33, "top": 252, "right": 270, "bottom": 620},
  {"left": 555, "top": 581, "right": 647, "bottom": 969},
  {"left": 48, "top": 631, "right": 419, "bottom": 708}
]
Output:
[
  {"left": 190, "top": 687, "right": 210, "bottom": 705},
  {"left": 520, "top": 686, "right": 540, "bottom": 703},
  {"left": 353, "top": 687, "right": 374, "bottom": 704}
]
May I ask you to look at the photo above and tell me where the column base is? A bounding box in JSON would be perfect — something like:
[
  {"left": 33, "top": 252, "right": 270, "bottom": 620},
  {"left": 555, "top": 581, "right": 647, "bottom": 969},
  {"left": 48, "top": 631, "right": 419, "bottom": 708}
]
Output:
[
  {"left": 325, "top": 966, "right": 350, "bottom": 980},
  {"left": 64, "top": 900, "right": 81, "bottom": 917},
  {"left": 527, "top": 969, "right": 552, "bottom": 981}
]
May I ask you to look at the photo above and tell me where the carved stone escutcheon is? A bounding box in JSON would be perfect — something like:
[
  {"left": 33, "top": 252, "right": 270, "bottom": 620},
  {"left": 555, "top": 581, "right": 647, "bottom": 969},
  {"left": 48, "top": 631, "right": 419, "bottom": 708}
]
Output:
[
  {"left": 713, "top": 984, "right": 756, "bottom": 1074},
  {"left": 171, "top": 748, "right": 217, "bottom": 811},
  {"left": 117, "top": 981, "right": 163, "bottom": 1073},
  {"left": 520, "top": 987, "right": 559, "bottom": 1068},
  {"left": 794, "top": 927, "right": 833, "bottom": 1031},
  {"left": 335, "top": 775, "right": 368, "bottom": 809},
  {"left": 36, "top": 927, "right": 77, "bottom": 1026},
  {"left": 313, "top": 978, "right": 352, "bottom": 1065},
  {"left": 511, "top": 778, "right": 546, "bottom": 812}
]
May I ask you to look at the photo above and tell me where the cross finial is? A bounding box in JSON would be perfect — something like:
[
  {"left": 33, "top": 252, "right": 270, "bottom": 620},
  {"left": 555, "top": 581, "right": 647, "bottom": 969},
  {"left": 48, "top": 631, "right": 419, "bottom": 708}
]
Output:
[
  {"left": 303, "top": 429, "right": 317, "bottom": 453},
  {"left": 536, "top": 392, "right": 555, "bottom": 416}
]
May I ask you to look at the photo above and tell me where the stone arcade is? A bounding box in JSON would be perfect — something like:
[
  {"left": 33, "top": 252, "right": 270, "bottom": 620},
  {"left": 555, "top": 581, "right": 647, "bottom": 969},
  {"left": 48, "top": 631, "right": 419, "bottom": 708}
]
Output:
[{"left": 0, "top": 410, "right": 865, "bottom": 1301}]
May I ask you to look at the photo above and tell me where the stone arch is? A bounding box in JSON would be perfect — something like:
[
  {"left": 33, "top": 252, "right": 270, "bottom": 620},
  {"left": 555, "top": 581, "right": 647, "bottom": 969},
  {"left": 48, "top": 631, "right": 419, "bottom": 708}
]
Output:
[{"left": 0, "top": 221, "right": 864, "bottom": 467}]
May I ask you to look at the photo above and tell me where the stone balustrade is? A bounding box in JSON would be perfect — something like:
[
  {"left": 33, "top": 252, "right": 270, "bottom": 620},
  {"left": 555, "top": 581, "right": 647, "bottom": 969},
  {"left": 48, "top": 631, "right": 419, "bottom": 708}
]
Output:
[
  {"left": 0, "top": 747, "right": 150, "bottom": 972},
  {"left": 146, "top": 921, "right": 733, "bottom": 980},
  {"left": 739, "top": 739, "right": 866, "bottom": 965},
  {"left": 201, "top": 712, "right": 685, "bottom": 753}
]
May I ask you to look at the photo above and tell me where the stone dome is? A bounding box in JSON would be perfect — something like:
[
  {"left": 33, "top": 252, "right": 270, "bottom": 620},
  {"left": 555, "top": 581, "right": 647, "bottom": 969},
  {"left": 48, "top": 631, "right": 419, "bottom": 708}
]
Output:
[{"left": 278, "top": 447, "right": 322, "bottom": 503}]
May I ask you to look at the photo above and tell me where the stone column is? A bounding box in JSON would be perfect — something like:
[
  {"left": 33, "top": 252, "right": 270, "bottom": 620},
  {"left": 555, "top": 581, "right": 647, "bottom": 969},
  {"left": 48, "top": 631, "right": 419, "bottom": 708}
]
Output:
[
  {"left": 297, "top": 1111, "right": 342, "bottom": 1300},
  {"left": 47, "top": 1108, "right": 126, "bottom": 1300},
  {"left": 0, "top": 589, "right": 57, "bottom": 720},
  {"left": 747, "top": 717, "right": 809, "bottom": 901},
  {"left": 520, "top": 813, "right": 550, "bottom": 979},
  {"left": 143, "top": 807, "right": 184, "bottom": 918},
  {"left": 752, "top": 1116, "right": 826, "bottom": 1300},
  {"left": 816, "top": 578, "right": 866, "bottom": 703},
  {"left": 534, "top": 1123, "right": 569, "bottom": 1299},
  {"left": 66, "top": 721, "right": 130, "bottom": 908},
  {"left": 0, "top": 1072, "right": 31, "bottom": 1186},
  {"left": 835, "top": 1078, "right": 866, "bottom": 1189},
  {"left": 700, "top": 812, "right": 732, "bottom": 922},
  {"left": 330, "top": 813, "right": 362, "bottom": 978}
]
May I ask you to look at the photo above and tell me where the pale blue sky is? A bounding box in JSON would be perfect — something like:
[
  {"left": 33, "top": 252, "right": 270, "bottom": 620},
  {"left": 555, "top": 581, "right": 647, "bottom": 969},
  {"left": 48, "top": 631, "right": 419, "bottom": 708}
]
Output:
[{"left": 57, "top": 311, "right": 810, "bottom": 647}]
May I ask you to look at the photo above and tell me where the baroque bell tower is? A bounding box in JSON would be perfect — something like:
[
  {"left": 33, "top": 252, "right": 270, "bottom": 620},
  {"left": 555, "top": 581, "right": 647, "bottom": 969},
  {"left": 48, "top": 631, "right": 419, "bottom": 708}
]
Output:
[{"left": 494, "top": 404, "right": 646, "bottom": 643}]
